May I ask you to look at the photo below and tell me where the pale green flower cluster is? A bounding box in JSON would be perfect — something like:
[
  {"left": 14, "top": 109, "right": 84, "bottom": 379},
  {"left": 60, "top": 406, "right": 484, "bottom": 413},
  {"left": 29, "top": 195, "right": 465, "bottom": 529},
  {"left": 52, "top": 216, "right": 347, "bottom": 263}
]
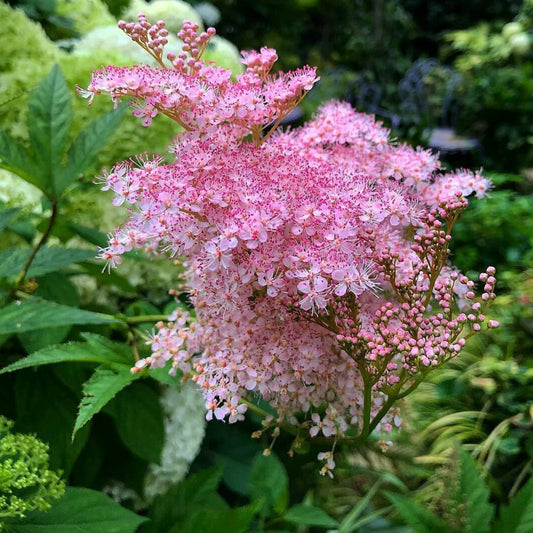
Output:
[
  {"left": 204, "top": 35, "right": 243, "bottom": 75},
  {"left": 0, "top": 417, "right": 65, "bottom": 527},
  {"left": 55, "top": 0, "right": 115, "bottom": 35},
  {"left": 0, "top": 3, "right": 61, "bottom": 142},
  {"left": 144, "top": 383, "right": 206, "bottom": 501}
]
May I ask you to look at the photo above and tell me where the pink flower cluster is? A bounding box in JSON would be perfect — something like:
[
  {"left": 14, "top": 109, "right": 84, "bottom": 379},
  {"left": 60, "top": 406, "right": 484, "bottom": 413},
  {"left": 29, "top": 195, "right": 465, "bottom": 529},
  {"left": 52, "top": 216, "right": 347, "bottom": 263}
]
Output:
[{"left": 85, "top": 16, "right": 496, "bottom": 464}]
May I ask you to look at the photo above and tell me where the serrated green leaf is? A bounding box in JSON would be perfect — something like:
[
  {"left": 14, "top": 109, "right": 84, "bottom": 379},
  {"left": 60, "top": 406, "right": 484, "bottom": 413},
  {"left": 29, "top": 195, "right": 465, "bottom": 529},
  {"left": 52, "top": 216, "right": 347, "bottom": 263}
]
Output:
[
  {"left": 107, "top": 381, "right": 164, "bottom": 464},
  {"left": 283, "top": 504, "right": 339, "bottom": 528},
  {"left": 59, "top": 104, "right": 127, "bottom": 193},
  {"left": 3, "top": 487, "right": 148, "bottom": 533},
  {"left": 27, "top": 247, "right": 96, "bottom": 277},
  {"left": 459, "top": 448, "right": 494, "bottom": 532},
  {"left": 491, "top": 476, "right": 533, "bottom": 533},
  {"left": 0, "top": 207, "right": 20, "bottom": 234},
  {"left": 385, "top": 492, "right": 452, "bottom": 533},
  {"left": 74, "top": 366, "right": 139, "bottom": 437},
  {"left": 0, "top": 335, "right": 131, "bottom": 375},
  {"left": 0, "top": 246, "right": 96, "bottom": 281},
  {"left": 81, "top": 333, "right": 134, "bottom": 364},
  {"left": 0, "top": 132, "right": 43, "bottom": 191},
  {"left": 0, "top": 299, "right": 118, "bottom": 335},
  {"left": 27, "top": 64, "right": 72, "bottom": 198},
  {"left": 249, "top": 452, "right": 289, "bottom": 516}
]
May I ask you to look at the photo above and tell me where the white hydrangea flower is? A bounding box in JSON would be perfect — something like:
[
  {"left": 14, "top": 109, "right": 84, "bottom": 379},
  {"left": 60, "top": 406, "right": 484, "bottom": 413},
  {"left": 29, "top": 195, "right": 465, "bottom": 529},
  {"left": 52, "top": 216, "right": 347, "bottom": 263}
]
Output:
[{"left": 144, "top": 382, "right": 206, "bottom": 501}]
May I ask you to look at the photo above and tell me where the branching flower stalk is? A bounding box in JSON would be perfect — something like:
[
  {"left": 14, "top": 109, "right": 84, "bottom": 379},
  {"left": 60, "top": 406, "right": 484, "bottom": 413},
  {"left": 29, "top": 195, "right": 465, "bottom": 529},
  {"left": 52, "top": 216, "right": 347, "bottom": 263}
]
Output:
[{"left": 82, "top": 14, "right": 497, "bottom": 474}]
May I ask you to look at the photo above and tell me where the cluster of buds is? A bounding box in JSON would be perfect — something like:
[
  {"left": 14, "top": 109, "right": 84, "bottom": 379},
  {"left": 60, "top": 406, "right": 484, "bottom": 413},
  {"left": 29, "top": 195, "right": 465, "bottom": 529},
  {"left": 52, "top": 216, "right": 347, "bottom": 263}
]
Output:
[
  {"left": 118, "top": 14, "right": 169, "bottom": 66},
  {"left": 86, "top": 16, "right": 497, "bottom": 469}
]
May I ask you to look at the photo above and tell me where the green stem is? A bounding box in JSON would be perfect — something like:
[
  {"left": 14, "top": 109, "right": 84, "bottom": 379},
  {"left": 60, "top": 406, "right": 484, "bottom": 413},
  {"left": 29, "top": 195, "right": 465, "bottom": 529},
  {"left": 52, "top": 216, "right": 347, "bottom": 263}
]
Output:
[
  {"left": 16, "top": 200, "right": 58, "bottom": 288},
  {"left": 123, "top": 314, "right": 170, "bottom": 324},
  {"left": 361, "top": 375, "right": 373, "bottom": 438}
]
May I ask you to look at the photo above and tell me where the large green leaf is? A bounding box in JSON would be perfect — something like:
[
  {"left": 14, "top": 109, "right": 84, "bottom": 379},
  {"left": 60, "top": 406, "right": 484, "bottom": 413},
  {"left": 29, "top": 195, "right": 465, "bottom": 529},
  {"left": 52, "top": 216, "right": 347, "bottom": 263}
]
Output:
[
  {"left": 14, "top": 368, "right": 91, "bottom": 474},
  {"left": 3, "top": 487, "right": 148, "bottom": 533},
  {"left": 173, "top": 505, "right": 258, "bottom": 533},
  {"left": 74, "top": 366, "right": 139, "bottom": 437},
  {"left": 0, "top": 246, "right": 95, "bottom": 281},
  {"left": 0, "top": 333, "right": 133, "bottom": 375},
  {"left": 106, "top": 381, "right": 165, "bottom": 464},
  {"left": 59, "top": 104, "right": 127, "bottom": 193},
  {"left": 249, "top": 453, "right": 289, "bottom": 516},
  {"left": 68, "top": 222, "right": 108, "bottom": 248},
  {"left": 17, "top": 272, "right": 79, "bottom": 353},
  {"left": 491, "top": 476, "right": 533, "bottom": 533},
  {"left": 459, "top": 448, "right": 494, "bottom": 533},
  {"left": 283, "top": 504, "right": 339, "bottom": 528},
  {"left": 0, "top": 132, "right": 42, "bottom": 191},
  {"left": 27, "top": 64, "right": 72, "bottom": 198},
  {"left": 148, "top": 464, "right": 226, "bottom": 533},
  {"left": 200, "top": 422, "right": 263, "bottom": 496},
  {"left": 0, "top": 299, "right": 118, "bottom": 335},
  {"left": 385, "top": 492, "right": 452, "bottom": 533}
]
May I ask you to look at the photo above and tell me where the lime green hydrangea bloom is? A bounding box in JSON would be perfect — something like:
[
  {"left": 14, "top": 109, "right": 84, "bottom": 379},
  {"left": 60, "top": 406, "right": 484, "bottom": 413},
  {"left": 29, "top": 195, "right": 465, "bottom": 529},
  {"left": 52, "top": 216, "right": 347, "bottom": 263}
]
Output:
[
  {"left": 0, "top": 2, "right": 180, "bottom": 175},
  {"left": 123, "top": 0, "right": 204, "bottom": 34},
  {"left": 204, "top": 35, "right": 243, "bottom": 75},
  {"left": 0, "top": 417, "right": 65, "bottom": 526},
  {"left": 0, "top": 3, "right": 62, "bottom": 141},
  {"left": 55, "top": 0, "right": 116, "bottom": 35}
]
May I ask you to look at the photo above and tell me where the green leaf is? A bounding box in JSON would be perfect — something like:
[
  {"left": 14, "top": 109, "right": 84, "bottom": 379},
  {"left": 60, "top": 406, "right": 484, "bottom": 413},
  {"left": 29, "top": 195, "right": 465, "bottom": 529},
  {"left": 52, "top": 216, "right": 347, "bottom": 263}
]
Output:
[
  {"left": 74, "top": 366, "right": 139, "bottom": 437},
  {"left": 79, "top": 261, "right": 137, "bottom": 293},
  {"left": 0, "top": 299, "right": 118, "bottom": 335},
  {"left": 338, "top": 479, "right": 385, "bottom": 533},
  {"left": 27, "top": 247, "right": 96, "bottom": 278},
  {"left": 14, "top": 368, "right": 91, "bottom": 474},
  {"left": 0, "top": 132, "right": 42, "bottom": 191},
  {"left": 459, "top": 448, "right": 494, "bottom": 532},
  {"left": 491, "top": 475, "right": 533, "bottom": 533},
  {"left": 249, "top": 453, "right": 289, "bottom": 516},
  {"left": 0, "top": 246, "right": 96, "bottom": 281},
  {"left": 3, "top": 487, "right": 148, "bottom": 533},
  {"left": 0, "top": 207, "right": 20, "bottom": 234},
  {"left": 17, "top": 272, "right": 79, "bottom": 353},
  {"left": 0, "top": 334, "right": 131, "bottom": 375},
  {"left": 106, "top": 381, "right": 164, "bottom": 464},
  {"left": 385, "top": 492, "right": 452, "bottom": 533},
  {"left": 174, "top": 505, "right": 258, "bottom": 533},
  {"left": 202, "top": 422, "right": 263, "bottom": 496},
  {"left": 148, "top": 464, "right": 226, "bottom": 533},
  {"left": 283, "top": 504, "right": 339, "bottom": 528},
  {"left": 59, "top": 104, "right": 127, "bottom": 193},
  {"left": 68, "top": 222, "right": 108, "bottom": 248},
  {"left": 27, "top": 64, "right": 72, "bottom": 198}
]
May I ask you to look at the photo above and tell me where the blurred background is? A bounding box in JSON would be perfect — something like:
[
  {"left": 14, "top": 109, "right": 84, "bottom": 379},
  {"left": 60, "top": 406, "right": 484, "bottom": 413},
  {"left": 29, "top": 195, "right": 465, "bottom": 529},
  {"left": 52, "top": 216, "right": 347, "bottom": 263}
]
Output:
[{"left": 1, "top": 0, "right": 532, "bottom": 531}]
